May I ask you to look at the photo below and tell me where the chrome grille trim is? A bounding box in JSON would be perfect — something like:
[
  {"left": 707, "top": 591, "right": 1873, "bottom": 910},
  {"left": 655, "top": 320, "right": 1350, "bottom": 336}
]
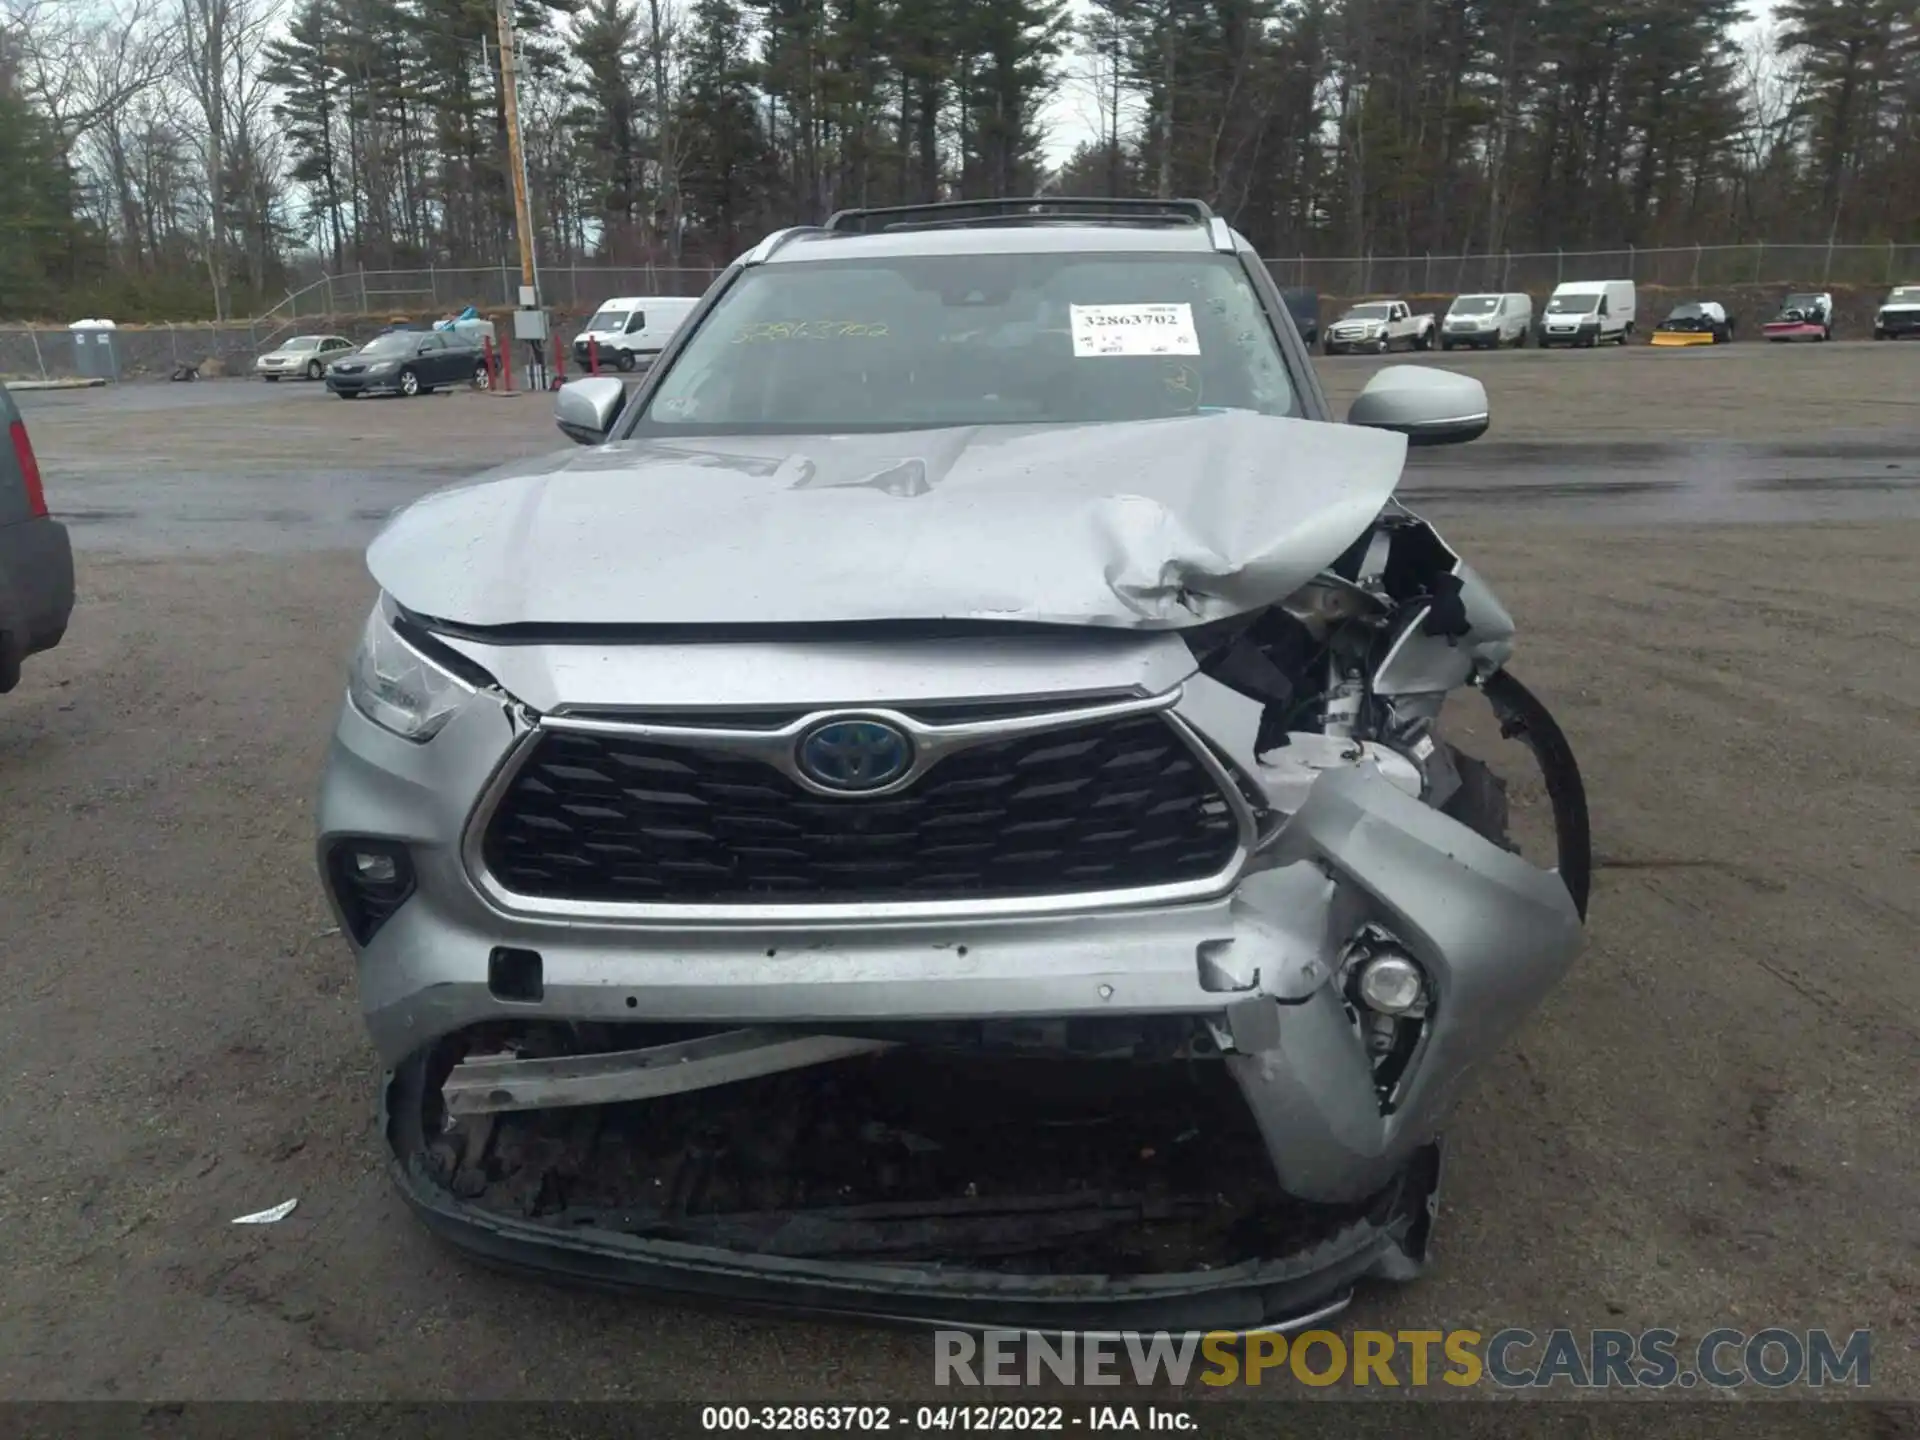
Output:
[{"left": 460, "top": 688, "right": 1261, "bottom": 927}]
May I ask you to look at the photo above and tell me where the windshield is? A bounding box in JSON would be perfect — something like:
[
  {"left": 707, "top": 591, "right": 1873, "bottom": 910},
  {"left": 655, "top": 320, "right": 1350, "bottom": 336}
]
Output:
[
  {"left": 636, "top": 252, "right": 1298, "bottom": 433},
  {"left": 1668, "top": 304, "right": 1706, "bottom": 319},
  {"left": 1547, "top": 294, "right": 1600, "bottom": 314},
  {"left": 1889, "top": 287, "right": 1920, "bottom": 304},
  {"left": 284, "top": 336, "right": 320, "bottom": 351},
  {"left": 1784, "top": 294, "right": 1823, "bottom": 310},
  {"left": 586, "top": 308, "right": 632, "bottom": 332},
  {"left": 1449, "top": 297, "right": 1499, "bottom": 316},
  {"left": 1343, "top": 304, "right": 1393, "bottom": 320}
]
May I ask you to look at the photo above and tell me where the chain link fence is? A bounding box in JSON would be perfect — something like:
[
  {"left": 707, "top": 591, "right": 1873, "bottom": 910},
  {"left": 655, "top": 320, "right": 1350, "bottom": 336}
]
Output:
[
  {"left": 1265, "top": 241, "right": 1920, "bottom": 296},
  {"left": 261, "top": 263, "right": 725, "bottom": 331},
  {"left": 0, "top": 321, "right": 271, "bottom": 382}
]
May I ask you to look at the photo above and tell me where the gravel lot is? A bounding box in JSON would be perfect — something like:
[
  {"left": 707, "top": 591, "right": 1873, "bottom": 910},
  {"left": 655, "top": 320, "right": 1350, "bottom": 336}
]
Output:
[{"left": 2, "top": 344, "right": 1917, "bottom": 1404}]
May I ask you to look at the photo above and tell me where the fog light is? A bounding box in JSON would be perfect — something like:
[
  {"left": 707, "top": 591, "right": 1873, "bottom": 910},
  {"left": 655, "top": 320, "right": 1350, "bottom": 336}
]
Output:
[
  {"left": 1356, "top": 952, "right": 1426, "bottom": 1016},
  {"left": 351, "top": 850, "right": 399, "bottom": 884},
  {"left": 324, "top": 839, "right": 415, "bottom": 945}
]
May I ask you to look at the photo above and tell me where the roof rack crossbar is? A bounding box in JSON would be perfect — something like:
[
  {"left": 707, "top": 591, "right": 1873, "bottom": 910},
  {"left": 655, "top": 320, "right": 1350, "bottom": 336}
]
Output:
[{"left": 822, "top": 197, "right": 1218, "bottom": 234}]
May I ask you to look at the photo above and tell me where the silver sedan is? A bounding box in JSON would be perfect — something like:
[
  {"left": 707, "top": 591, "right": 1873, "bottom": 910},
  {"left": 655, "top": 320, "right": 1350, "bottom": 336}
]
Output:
[{"left": 254, "top": 334, "right": 355, "bottom": 381}]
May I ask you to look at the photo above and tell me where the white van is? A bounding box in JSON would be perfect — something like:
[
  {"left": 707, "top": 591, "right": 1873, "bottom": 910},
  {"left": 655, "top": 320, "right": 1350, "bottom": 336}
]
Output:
[
  {"left": 1540, "top": 280, "right": 1636, "bottom": 347},
  {"left": 571, "top": 295, "right": 700, "bottom": 372},
  {"left": 1441, "top": 292, "right": 1534, "bottom": 350}
]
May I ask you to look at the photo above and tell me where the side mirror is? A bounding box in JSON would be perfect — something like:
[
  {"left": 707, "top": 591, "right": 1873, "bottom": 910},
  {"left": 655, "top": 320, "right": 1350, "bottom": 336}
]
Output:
[
  {"left": 1347, "top": 365, "right": 1490, "bottom": 447},
  {"left": 555, "top": 375, "right": 627, "bottom": 446}
]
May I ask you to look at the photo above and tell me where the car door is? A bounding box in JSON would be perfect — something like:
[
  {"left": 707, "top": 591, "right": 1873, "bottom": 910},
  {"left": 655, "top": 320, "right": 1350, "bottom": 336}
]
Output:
[
  {"left": 410, "top": 333, "right": 447, "bottom": 382},
  {"left": 1390, "top": 302, "right": 1409, "bottom": 347},
  {"left": 624, "top": 309, "right": 649, "bottom": 354}
]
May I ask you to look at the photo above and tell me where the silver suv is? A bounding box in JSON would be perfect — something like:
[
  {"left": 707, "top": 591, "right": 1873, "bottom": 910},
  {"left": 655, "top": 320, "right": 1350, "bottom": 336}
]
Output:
[{"left": 317, "top": 198, "right": 1589, "bottom": 1333}]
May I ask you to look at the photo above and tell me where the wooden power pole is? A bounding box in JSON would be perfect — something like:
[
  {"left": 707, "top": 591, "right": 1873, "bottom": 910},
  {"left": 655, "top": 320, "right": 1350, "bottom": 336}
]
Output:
[{"left": 495, "top": 0, "right": 539, "bottom": 303}]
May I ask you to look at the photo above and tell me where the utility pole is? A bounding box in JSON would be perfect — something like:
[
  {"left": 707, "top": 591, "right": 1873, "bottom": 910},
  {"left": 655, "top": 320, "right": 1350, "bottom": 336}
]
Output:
[{"left": 495, "top": 0, "right": 548, "bottom": 388}]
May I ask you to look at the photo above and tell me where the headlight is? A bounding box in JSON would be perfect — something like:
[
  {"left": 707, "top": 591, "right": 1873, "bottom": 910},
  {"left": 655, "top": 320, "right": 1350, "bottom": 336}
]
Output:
[
  {"left": 367, "top": 360, "right": 397, "bottom": 374},
  {"left": 347, "top": 597, "right": 471, "bottom": 742}
]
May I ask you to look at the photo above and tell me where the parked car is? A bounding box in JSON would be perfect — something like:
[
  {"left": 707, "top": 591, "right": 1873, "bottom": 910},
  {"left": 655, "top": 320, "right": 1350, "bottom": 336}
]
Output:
[
  {"left": 325, "top": 329, "right": 489, "bottom": 399},
  {"left": 1762, "top": 291, "right": 1834, "bottom": 343},
  {"left": 254, "top": 334, "right": 355, "bottom": 381},
  {"left": 571, "top": 295, "right": 700, "bottom": 372},
  {"left": 1280, "top": 286, "right": 1319, "bottom": 346},
  {"left": 1873, "top": 285, "right": 1920, "bottom": 340},
  {"left": 0, "top": 387, "right": 74, "bottom": 694},
  {"left": 1539, "top": 280, "right": 1635, "bottom": 347},
  {"left": 1650, "top": 301, "right": 1735, "bottom": 346},
  {"left": 1322, "top": 298, "right": 1437, "bottom": 354},
  {"left": 317, "top": 195, "right": 1590, "bottom": 1335},
  {"left": 1440, "top": 292, "right": 1533, "bottom": 350}
]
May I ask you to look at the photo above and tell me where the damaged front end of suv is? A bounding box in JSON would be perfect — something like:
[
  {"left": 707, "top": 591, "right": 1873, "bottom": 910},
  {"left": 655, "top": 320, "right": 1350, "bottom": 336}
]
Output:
[{"left": 317, "top": 200, "right": 1589, "bottom": 1335}]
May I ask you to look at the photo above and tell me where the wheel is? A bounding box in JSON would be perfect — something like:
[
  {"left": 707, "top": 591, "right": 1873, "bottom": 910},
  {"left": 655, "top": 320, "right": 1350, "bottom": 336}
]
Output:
[
  {"left": 472, "top": 362, "right": 492, "bottom": 389},
  {"left": 1374, "top": 335, "right": 1389, "bottom": 354},
  {"left": 306, "top": 360, "right": 323, "bottom": 380},
  {"left": 398, "top": 367, "right": 420, "bottom": 397},
  {"left": 1820, "top": 326, "right": 1832, "bottom": 342},
  {"left": 263, "top": 374, "right": 278, "bottom": 382},
  {"left": 1440, "top": 339, "right": 1453, "bottom": 352},
  {"left": 337, "top": 390, "right": 358, "bottom": 400},
  {"left": 1413, "top": 328, "right": 1432, "bottom": 352},
  {"left": 615, "top": 350, "right": 636, "bottom": 373}
]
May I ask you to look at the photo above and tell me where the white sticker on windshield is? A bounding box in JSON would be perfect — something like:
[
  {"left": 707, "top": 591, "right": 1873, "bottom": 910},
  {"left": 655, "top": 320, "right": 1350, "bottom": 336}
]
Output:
[{"left": 1069, "top": 303, "right": 1201, "bottom": 358}]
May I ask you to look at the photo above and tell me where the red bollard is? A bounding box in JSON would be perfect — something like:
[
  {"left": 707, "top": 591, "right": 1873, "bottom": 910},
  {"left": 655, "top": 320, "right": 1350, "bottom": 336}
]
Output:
[
  {"left": 588, "top": 336, "right": 599, "bottom": 375},
  {"left": 551, "top": 342, "right": 566, "bottom": 390}
]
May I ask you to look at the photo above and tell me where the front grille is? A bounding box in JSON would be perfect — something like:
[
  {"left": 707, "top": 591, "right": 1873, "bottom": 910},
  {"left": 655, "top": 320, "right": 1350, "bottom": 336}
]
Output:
[{"left": 479, "top": 713, "right": 1243, "bottom": 905}]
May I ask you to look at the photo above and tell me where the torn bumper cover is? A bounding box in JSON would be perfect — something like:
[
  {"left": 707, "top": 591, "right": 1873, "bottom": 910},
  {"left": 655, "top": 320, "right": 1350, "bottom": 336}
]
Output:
[{"left": 325, "top": 680, "right": 1582, "bottom": 1331}]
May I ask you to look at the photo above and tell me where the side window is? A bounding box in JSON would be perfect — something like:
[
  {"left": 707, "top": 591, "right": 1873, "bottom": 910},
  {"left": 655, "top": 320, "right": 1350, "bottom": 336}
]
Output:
[
  {"left": 1393, "top": 304, "right": 1407, "bottom": 321},
  {"left": 419, "top": 333, "right": 444, "bottom": 351},
  {"left": 627, "top": 311, "right": 648, "bottom": 333}
]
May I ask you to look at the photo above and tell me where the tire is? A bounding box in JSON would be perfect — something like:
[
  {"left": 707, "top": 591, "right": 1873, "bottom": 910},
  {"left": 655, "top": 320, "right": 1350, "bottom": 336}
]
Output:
[
  {"left": 398, "top": 367, "right": 420, "bottom": 397},
  {"left": 1440, "top": 339, "right": 1453, "bottom": 352},
  {"left": 615, "top": 350, "right": 636, "bottom": 373},
  {"left": 1821, "top": 326, "right": 1832, "bottom": 342},
  {"left": 1374, "top": 335, "right": 1389, "bottom": 355},
  {"left": 1413, "top": 328, "right": 1432, "bottom": 352},
  {"left": 473, "top": 362, "right": 492, "bottom": 389},
  {"left": 306, "top": 360, "right": 323, "bottom": 380},
  {"left": 263, "top": 374, "right": 279, "bottom": 382},
  {"left": 338, "top": 391, "right": 358, "bottom": 400}
]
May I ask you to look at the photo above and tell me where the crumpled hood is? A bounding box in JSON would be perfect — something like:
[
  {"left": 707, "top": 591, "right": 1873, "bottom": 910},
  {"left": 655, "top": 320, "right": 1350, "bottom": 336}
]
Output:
[{"left": 368, "top": 411, "right": 1409, "bottom": 630}]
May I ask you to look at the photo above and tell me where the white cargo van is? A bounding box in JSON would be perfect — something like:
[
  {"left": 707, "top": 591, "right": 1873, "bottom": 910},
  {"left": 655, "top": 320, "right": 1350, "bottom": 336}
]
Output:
[
  {"left": 1441, "top": 292, "right": 1534, "bottom": 349},
  {"left": 1540, "top": 280, "right": 1636, "bottom": 347},
  {"left": 572, "top": 295, "right": 700, "bottom": 372}
]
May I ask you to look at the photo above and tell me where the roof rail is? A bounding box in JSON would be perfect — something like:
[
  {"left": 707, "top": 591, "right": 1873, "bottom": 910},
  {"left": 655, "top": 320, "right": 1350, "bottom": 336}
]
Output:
[
  {"left": 822, "top": 197, "right": 1219, "bottom": 235},
  {"left": 738, "top": 225, "right": 830, "bottom": 265}
]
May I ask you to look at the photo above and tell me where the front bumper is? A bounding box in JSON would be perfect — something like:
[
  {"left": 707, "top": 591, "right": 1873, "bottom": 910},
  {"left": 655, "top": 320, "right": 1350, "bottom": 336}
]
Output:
[
  {"left": 320, "top": 682, "right": 1583, "bottom": 1190},
  {"left": 1650, "top": 330, "right": 1716, "bottom": 347},
  {"left": 1762, "top": 321, "right": 1825, "bottom": 339},
  {"left": 326, "top": 374, "right": 398, "bottom": 395},
  {"left": 1876, "top": 312, "right": 1920, "bottom": 336},
  {"left": 318, "top": 663, "right": 1583, "bottom": 1327}
]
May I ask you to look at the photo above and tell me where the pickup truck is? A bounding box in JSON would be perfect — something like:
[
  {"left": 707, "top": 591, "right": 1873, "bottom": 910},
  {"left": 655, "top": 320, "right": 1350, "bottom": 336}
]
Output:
[{"left": 1322, "top": 299, "right": 1438, "bottom": 355}]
